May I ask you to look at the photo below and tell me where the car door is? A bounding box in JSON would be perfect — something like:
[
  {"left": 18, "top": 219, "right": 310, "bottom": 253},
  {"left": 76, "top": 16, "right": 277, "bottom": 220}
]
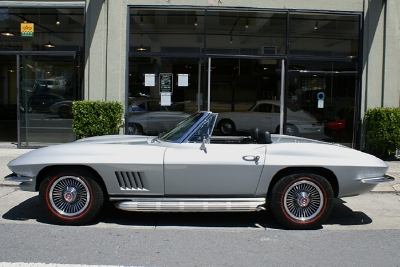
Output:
[
  {"left": 164, "top": 143, "right": 266, "bottom": 195},
  {"left": 237, "top": 103, "right": 275, "bottom": 131}
]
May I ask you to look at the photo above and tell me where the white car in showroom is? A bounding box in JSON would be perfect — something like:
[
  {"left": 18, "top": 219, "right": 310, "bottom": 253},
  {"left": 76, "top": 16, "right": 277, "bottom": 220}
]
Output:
[
  {"left": 216, "top": 100, "right": 323, "bottom": 135},
  {"left": 127, "top": 98, "right": 192, "bottom": 135}
]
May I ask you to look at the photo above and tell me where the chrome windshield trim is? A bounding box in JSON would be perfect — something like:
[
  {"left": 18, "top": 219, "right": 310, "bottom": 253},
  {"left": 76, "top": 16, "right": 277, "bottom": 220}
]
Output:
[{"left": 359, "top": 175, "right": 395, "bottom": 184}]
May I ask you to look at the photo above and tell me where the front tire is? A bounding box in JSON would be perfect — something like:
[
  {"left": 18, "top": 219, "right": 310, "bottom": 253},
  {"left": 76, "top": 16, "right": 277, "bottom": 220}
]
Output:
[
  {"left": 127, "top": 123, "right": 143, "bottom": 135},
  {"left": 269, "top": 173, "right": 334, "bottom": 230},
  {"left": 39, "top": 168, "right": 104, "bottom": 225},
  {"left": 218, "top": 119, "right": 236, "bottom": 135}
]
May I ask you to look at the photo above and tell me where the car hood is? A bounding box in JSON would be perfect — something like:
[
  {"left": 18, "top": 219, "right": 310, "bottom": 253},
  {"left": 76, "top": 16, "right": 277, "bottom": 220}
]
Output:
[
  {"left": 7, "top": 135, "right": 158, "bottom": 171},
  {"left": 75, "top": 134, "right": 153, "bottom": 144}
]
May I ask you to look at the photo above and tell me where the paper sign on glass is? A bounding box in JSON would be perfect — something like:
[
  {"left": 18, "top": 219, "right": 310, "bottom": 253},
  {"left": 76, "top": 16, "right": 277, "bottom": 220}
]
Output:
[
  {"left": 161, "top": 92, "right": 172, "bottom": 106},
  {"left": 144, "top": 74, "right": 155, "bottom": 86},
  {"left": 178, "top": 74, "right": 189, "bottom": 87}
]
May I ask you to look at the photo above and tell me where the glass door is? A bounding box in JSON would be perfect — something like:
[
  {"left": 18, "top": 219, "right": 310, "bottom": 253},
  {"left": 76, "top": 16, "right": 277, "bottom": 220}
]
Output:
[
  {"left": 288, "top": 60, "right": 358, "bottom": 146},
  {"left": 0, "top": 55, "right": 18, "bottom": 142},
  {"left": 18, "top": 54, "right": 79, "bottom": 147}
]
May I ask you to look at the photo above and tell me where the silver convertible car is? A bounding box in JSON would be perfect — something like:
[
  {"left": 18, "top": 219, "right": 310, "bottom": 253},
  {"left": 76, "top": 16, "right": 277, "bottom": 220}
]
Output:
[{"left": 5, "top": 111, "right": 394, "bottom": 229}]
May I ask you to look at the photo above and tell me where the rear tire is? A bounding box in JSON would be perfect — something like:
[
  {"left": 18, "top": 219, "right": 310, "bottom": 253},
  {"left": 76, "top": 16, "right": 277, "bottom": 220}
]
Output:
[
  {"left": 286, "top": 124, "right": 298, "bottom": 136},
  {"left": 269, "top": 173, "right": 334, "bottom": 230},
  {"left": 276, "top": 124, "right": 298, "bottom": 136},
  {"left": 39, "top": 168, "right": 104, "bottom": 225},
  {"left": 59, "top": 105, "right": 72, "bottom": 118}
]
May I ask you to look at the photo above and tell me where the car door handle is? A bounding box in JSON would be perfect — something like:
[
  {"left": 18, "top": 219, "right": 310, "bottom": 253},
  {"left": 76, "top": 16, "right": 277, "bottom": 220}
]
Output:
[{"left": 242, "top": 155, "right": 260, "bottom": 162}]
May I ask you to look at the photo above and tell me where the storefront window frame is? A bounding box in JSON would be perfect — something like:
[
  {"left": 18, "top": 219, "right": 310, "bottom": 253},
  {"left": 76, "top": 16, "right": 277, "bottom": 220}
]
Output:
[{"left": 128, "top": 6, "right": 363, "bottom": 147}]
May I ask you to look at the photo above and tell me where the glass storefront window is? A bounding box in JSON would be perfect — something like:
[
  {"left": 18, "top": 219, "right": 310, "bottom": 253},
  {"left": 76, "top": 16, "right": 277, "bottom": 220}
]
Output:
[
  {"left": 130, "top": 9, "right": 205, "bottom": 54},
  {"left": 206, "top": 10, "right": 287, "bottom": 55},
  {"left": 128, "top": 7, "right": 361, "bottom": 147},
  {"left": 0, "top": 8, "right": 84, "bottom": 51},
  {"left": 0, "top": 7, "right": 84, "bottom": 147},
  {"left": 288, "top": 60, "right": 358, "bottom": 145},
  {"left": 289, "top": 13, "right": 360, "bottom": 58}
]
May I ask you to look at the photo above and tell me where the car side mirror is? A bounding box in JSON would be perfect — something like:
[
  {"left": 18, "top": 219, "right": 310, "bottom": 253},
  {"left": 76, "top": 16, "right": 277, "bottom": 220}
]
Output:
[{"left": 200, "top": 137, "right": 207, "bottom": 151}]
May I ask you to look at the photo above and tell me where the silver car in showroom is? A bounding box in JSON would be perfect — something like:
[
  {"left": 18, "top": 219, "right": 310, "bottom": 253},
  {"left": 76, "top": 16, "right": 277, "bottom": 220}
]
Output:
[
  {"left": 5, "top": 111, "right": 394, "bottom": 229},
  {"left": 127, "top": 98, "right": 191, "bottom": 135},
  {"left": 216, "top": 100, "right": 323, "bottom": 135}
]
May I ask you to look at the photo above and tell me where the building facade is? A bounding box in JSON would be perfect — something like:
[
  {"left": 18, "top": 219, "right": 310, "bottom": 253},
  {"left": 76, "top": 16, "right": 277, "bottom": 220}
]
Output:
[{"left": 0, "top": 0, "right": 399, "bottom": 150}]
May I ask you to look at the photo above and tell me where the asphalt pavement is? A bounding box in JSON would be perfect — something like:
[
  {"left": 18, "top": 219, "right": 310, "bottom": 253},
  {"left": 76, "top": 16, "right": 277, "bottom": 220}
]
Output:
[{"left": 0, "top": 141, "right": 399, "bottom": 193}]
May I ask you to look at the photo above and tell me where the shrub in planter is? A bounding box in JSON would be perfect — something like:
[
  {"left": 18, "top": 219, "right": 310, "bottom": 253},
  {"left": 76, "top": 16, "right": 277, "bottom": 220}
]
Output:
[
  {"left": 365, "top": 107, "right": 400, "bottom": 158},
  {"left": 72, "top": 100, "right": 124, "bottom": 139}
]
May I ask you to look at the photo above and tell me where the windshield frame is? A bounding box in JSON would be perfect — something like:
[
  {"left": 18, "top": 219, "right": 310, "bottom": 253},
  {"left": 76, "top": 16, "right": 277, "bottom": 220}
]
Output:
[{"left": 156, "top": 111, "right": 213, "bottom": 143}]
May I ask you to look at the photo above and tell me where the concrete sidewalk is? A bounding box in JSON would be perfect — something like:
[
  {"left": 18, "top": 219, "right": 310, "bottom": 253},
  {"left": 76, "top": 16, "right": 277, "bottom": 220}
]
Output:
[{"left": 0, "top": 141, "right": 399, "bottom": 193}]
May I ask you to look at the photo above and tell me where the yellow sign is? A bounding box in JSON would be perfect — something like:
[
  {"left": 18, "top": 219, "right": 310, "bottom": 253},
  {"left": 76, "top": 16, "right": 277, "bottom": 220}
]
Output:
[{"left": 21, "top": 23, "right": 34, "bottom": 37}]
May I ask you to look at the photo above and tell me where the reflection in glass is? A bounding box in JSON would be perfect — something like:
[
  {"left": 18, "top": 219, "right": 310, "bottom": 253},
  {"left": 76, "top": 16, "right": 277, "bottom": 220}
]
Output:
[
  {"left": 19, "top": 55, "right": 78, "bottom": 147},
  {"left": 0, "top": 8, "right": 84, "bottom": 52},
  {"left": 289, "top": 13, "right": 360, "bottom": 58},
  {"left": 206, "top": 10, "right": 287, "bottom": 55},
  {"left": 288, "top": 60, "right": 358, "bottom": 146}
]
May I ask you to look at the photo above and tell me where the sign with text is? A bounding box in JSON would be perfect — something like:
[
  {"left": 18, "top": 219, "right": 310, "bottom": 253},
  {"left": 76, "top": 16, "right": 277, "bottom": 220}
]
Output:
[
  {"left": 21, "top": 23, "right": 34, "bottom": 37},
  {"left": 159, "top": 73, "right": 173, "bottom": 94}
]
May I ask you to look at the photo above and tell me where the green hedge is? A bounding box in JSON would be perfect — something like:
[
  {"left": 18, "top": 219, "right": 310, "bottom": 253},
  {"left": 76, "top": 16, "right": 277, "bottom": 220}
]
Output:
[
  {"left": 365, "top": 107, "right": 400, "bottom": 157},
  {"left": 72, "top": 100, "right": 124, "bottom": 139}
]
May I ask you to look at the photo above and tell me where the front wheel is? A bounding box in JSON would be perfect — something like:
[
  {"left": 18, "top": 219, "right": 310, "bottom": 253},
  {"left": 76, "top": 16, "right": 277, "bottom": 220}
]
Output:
[
  {"left": 269, "top": 173, "right": 334, "bottom": 230},
  {"left": 127, "top": 123, "right": 143, "bottom": 135},
  {"left": 39, "top": 168, "right": 104, "bottom": 225},
  {"left": 218, "top": 119, "right": 236, "bottom": 135}
]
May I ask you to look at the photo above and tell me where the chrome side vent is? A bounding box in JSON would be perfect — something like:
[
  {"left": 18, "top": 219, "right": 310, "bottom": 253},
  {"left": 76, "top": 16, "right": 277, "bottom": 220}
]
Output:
[{"left": 115, "top": 172, "right": 147, "bottom": 190}]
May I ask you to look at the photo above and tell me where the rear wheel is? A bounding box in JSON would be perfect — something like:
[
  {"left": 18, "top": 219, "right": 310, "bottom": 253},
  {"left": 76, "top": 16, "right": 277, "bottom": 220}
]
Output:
[
  {"left": 39, "top": 168, "right": 104, "bottom": 225},
  {"left": 276, "top": 124, "right": 298, "bottom": 136},
  {"left": 59, "top": 105, "right": 72, "bottom": 118},
  {"left": 218, "top": 119, "right": 236, "bottom": 135},
  {"left": 286, "top": 124, "right": 298, "bottom": 136},
  {"left": 269, "top": 173, "right": 334, "bottom": 230}
]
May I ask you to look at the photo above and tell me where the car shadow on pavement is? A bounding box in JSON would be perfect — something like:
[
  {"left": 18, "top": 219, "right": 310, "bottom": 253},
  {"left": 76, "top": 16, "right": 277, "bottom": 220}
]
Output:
[
  {"left": 324, "top": 199, "right": 372, "bottom": 226},
  {"left": 2, "top": 195, "right": 49, "bottom": 223},
  {"left": 2, "top": 196, "right": 372, "bottom": 229}
]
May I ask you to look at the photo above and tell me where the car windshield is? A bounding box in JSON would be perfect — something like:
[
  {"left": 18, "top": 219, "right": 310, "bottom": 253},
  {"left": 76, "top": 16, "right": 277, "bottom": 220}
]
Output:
[{"left": 157, "top": 112, "right": 208, "bottom": 142}]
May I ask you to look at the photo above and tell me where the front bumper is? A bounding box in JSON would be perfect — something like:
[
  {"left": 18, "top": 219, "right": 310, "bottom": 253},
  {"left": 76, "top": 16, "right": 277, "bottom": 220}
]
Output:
[
  {"left": 360, "top": 175, "right": 395, "bottom": 184},
  {"left": 4, "top": 173, "right": 36, "bottom": 191},
  {"left": 4, "top": 173, "right": 33, "bottom": 182}
]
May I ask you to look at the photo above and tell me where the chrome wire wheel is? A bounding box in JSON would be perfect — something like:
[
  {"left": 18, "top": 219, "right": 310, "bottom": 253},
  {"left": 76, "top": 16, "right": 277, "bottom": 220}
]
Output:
[
  {"left": 283, "top": 180, "right": 323, "bottom": 221},
  {"left": 49, "top": 175, "right": 90, "bottom": 217}
]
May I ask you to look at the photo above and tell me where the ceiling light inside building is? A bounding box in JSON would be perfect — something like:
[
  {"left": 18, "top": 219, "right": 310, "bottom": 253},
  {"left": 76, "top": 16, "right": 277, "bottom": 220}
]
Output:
[
  {"left": 314, "top": 20, "right": 318, "bottom": 30},
  {"left": 1, "top": 28, "right": 14, "bottom": 36},
  {"left": 137, "top": 33, "right": 146, "bottom": 51},
  {"left": 44, "top": 34, "right": 55, "bottom": 48}
]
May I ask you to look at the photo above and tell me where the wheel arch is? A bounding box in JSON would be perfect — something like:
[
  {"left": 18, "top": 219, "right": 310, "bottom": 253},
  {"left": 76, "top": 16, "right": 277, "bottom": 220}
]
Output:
[
  {"left": 267, "top": 167, "right": 339, "bottom": 199},
  {"left": 35, "top": 165, "right": 108, "bottom": 196}
]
